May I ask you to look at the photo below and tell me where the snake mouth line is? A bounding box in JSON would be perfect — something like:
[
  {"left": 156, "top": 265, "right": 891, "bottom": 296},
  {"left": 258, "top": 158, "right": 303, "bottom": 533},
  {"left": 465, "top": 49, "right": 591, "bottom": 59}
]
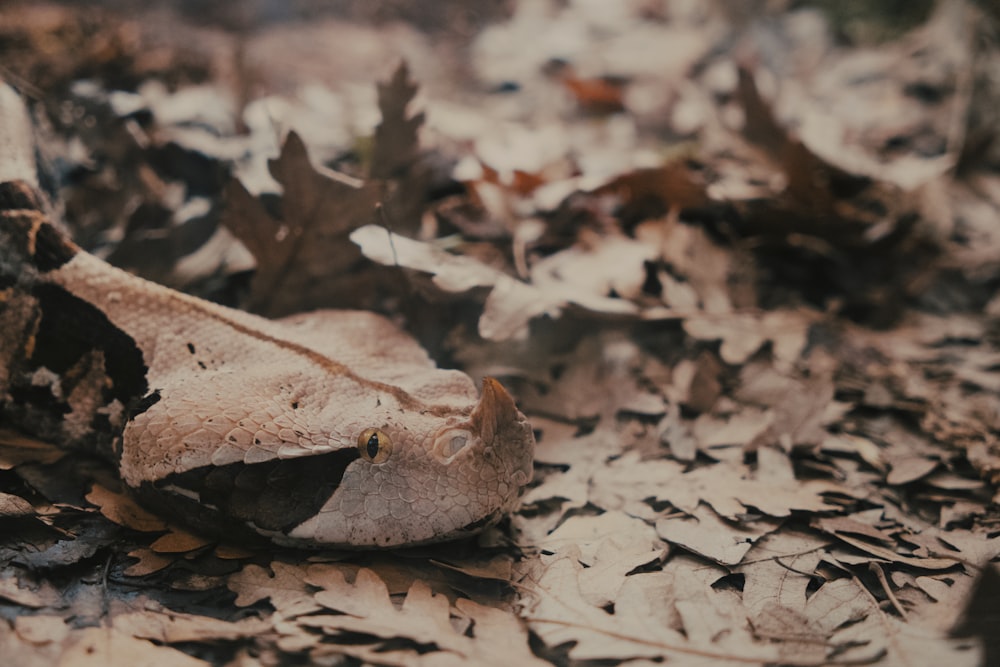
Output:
[
  {"left": 146, "top": 447, "right": 361, "bottom": 532},
  {"left": 457, "top": 511, "right": 502, "bottom": 535}
]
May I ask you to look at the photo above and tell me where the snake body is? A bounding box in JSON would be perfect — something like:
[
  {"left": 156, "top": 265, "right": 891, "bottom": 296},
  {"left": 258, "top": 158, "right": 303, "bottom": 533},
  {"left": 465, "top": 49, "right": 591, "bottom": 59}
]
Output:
[{"left": 0, "top": 85, "right": 534, "bottom": 548}]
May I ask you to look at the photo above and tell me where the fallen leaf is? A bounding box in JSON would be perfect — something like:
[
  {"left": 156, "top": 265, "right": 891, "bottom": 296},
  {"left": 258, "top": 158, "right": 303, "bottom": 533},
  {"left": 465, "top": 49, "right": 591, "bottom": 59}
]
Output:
[
  {"left": 591, "top": 452, "right": 846, "bottom": 522},
  {"left": 562, "top": 74, "right": 627, "bottom": 114},
  {"left": 0, "top": 491, "right": 34, "bottom": 518},
  {"left": 0, "top": 429, "right": 66, "bottom": 469},
  {"left": 0, "top": 571, "right": 61, "bottom": 609},
  {"left": 655, "top": 503, "right": 782, "bottom": 566},
  {"left": 524, "top": 555, "right": 783, "bottom": 663},
  {"left": 887, "top": 456, "right": 940, "bottom": 485},
  {"left": 592, "top": 163, "right": 709, "bottom": 214},
  {"left": 113, "top": 609, "right": 271, "bottom": 643},
  {"left": 811, "top": 516, "right": 896, "bottom": 545},
  {"left": 14, "top": 615, "right": 69, "bottom": 645},
  {"left": 223, "top": 133, "right": 381, "bottom": 316},
  {"left": 227, "top": 561, "right": 321, "bottom": 616},
  {"left": 57, "top": 626, "right": 208, "bottom": 667},
  {"left": 683, "top": 309, "right": 814, "bottom": 368},
  {"left": 350, "top": 223, "right": 503, "bottom": 293},
  {"left": 738, "top": 529, "right": 830, "bottom": 616},
  {"left": 149, "top": 529, "right": 213, "bottom": 554},
  {"left": 84, "top": 484, "right": 168, "bottom": 533},
  {"left": 123, "top": 548, "right": 174, "bottom": 577},
  {"left": 540, "top": 512, "right": 666, "bottom": 607},
  {"left": 825, "top": 577, "right": 980, "bottom": 666},
  {"left": 310, "top": 567, "right": 547, "bottom": 666},
  {"left": 826, "top": 532, "right": 961, "bottom": 571},
  {"left": 370, "top": 62, "right": 424, "bottom": 180}
]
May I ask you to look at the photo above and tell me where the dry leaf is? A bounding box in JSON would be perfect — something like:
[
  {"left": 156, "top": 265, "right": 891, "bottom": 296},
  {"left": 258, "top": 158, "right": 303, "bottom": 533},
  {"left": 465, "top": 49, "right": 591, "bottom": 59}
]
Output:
[
  {"left": 683, "top": 309, "right": 814, "bottom": 368},
  {"left": 591, "top": 452, "right": 846, "bottom": 522},
  {"left": 227, "top": 561, "right": 321, "bottom": 616},
  {"left": 524, "top": 555, "right": 782, "bottom": 663},
  {"left": 371, "top": 62, "right": 424, "bottom": 180},
  {"left": 562, "top": 75, "right": 627, "bottom": 114},
  {"left": 1, "top": 4, "right": 998, "bottom": 666},
  {"left": 738, "top": 529, "right": 831, "bottom": 616},
  {"left": 223, "top": 133, "right": 381, "bottom": 316},
  {"left": 310, "top": 567, "right": 546, "bottom": 666},
  {"left": 57, "top": 627, "right": 209, "bottom": 667},
  {"left": 887, "top": 456, "right": 940, "bottom": 485},
  {"left": 655, "top": 503, "right": 782, "bottom": 566},
  {"left": 0, "top": 572, "right": 61, "bottom": 608},
  {"left": 14, "top": 615, "right": 69, "bottom": 645},
  {"left": 84, "top": 484, "right": 168, "bottom": 533},
  {"left": 112, "top": 610, "right": 271, "bottom": 643},
  {"left": 0, "top": 429, "right": 66, "bottom": 469},
  {"left": 822, "top": 532, "right": 961, "bottom": 571},
  {"left": 221, "top": 63, "right": 432, "bottom": 317},
  {"left": 350, "top": 223, "right": 503, "bottom": 292},
  {"left": 592, "top": 163, "right": 709, "bottom": 214},
  {"left": 123, "top": 548, "right": 174, "bottom": 577},
  {"left": 149, "top": 529, "right": 213, "bottom": 554},
  {"left": 0, "top": 491, "right": 34, "bottom": 518}
]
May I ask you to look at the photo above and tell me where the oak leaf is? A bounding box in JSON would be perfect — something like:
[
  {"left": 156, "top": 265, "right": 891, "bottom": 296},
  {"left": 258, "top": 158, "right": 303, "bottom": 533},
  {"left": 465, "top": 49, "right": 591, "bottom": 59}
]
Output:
[
  {"left": 57, "top": 627, "right": 208, "bottom": 667},
  {"left": 84, "top": 484, "right": 168, "bottom": 533},
  {"left": 309, "top": 567, "right": 546, "bottom": 666},
  {"left": 223, "top": 132, "right": 381, "bottom": 316},
  {"left": 112, "top": 609, "right": 271, "bottom": 644},
  {"left": 227, "top": 561, "right": 321, "bottom": 616}
]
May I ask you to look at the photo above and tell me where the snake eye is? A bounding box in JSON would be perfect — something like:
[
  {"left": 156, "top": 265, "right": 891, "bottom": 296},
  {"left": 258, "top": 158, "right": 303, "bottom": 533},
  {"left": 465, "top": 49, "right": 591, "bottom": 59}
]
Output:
[{"left": 357, "top": 428, "right": 392, "bottom": 464}]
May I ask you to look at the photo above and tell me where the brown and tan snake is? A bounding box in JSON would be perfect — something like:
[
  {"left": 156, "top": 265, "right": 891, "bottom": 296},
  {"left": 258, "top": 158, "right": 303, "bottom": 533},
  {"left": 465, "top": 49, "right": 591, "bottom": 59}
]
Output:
[{"left": 0, "top": 83, "right": 534, "bottom": 548}]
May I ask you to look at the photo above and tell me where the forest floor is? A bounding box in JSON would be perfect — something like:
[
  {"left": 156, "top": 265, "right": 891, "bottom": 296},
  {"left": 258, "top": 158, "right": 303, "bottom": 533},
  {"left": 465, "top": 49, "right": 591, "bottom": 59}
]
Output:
[{"left": 1, "top": 1, "right": 999, "bottom": 665}]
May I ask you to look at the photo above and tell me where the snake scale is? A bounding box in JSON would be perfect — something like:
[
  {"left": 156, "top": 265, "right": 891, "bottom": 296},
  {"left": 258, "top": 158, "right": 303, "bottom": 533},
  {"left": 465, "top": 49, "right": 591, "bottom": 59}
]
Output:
[{"left": 0, "top": 83, "right": 534, "bottom": 548}]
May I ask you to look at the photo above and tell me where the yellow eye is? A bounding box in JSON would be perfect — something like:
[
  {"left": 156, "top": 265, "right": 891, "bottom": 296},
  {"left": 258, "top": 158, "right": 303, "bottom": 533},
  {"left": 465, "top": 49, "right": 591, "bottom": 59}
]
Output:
[{"left": 357, "top": 428, "right": 392, "bottom": 464}]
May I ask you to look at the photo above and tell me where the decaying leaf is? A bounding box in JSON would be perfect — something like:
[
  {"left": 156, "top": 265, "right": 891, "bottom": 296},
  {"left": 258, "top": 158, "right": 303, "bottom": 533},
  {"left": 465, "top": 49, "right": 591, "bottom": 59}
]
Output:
[
  {"left": 227, "top": 561, "right": 321, "bottom": 616},
  {"left": 306, "top": 567, "right": 547, "bottom": 666},
  {"left": 0, "top": 429, "right": 66, "bottom": 469},
  {"left": 524, "top": 555, "right": 784, "bottom": 664},
  {"left": 112, "top": 609, "right": 271, "bottom": 644},
  {"left": 222, "top": 62, "right": 430, "bottom": 317},
  {"left": 58, "top": 626, "right": 209, "bottom": 667},
  {"left": 84, "top": 484, "right": 168, "bottom": 533},
  {"left": 123, "top": 548, "right": 174, "bottom": 577},
  {"left": 2, "top": 2, "right": 999, "bottom": 665},
  {"left": 148, "top": 528, "right": 213, "bottom": 554},
  {"left": 0, "top": 570, "right": 61, "bottom": 609},
  {"left": 371, "top": 61, "right": 424, "bottom": 180},
  {"left": 0, "top": 491, "right": 34, "bottom": 518},
  {"left": 14, "top": 615, "right": 69, "bottom": 646},
  {"left": 222, "top": 132, "right": 381, "bottom": 316},
  {"left": 655, "top": 503, "right": 782, "bottom": 566}
]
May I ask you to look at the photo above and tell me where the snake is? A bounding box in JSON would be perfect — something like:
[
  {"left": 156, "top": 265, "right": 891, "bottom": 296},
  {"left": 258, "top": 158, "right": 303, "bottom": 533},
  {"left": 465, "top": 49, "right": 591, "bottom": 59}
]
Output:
[{"left": 0, "top": 83, "right": 534, "bottom": 548}]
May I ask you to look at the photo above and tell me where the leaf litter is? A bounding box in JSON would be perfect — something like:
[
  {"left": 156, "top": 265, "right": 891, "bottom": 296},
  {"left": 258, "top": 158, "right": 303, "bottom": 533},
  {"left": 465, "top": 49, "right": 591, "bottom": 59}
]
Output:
[{"left": 1, "top": 1, "right": 999, "bottom": 665}]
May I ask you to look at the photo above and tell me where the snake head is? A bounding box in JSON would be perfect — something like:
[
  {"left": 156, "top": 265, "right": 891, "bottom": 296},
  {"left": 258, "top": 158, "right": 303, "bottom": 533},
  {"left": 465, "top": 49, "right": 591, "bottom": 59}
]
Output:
[{"left": 278, "top": 376, "right": 535, "bottom": 548}]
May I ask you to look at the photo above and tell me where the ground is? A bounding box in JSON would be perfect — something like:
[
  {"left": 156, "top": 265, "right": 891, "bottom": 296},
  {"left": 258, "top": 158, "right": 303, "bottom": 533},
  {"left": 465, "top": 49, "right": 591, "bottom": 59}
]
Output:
[{"left": 1, "top": 1, "right": 999, "bottom": 665}]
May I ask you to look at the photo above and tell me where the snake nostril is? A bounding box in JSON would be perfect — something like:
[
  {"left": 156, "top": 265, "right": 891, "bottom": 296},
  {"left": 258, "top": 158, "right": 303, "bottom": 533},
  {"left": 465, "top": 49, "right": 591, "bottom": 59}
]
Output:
[
  {"left": 433, "top": 429, "right": 476, "bottom": 462},
  {"left": 445, "top": 435, "right": 468, "bottom": 456}
]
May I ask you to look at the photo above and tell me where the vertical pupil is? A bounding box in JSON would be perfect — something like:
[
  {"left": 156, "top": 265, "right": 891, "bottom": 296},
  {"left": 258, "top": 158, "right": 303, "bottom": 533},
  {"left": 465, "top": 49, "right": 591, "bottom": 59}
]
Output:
[{"left": 367, "top": 433, "right": 380, "bottom": 459}]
